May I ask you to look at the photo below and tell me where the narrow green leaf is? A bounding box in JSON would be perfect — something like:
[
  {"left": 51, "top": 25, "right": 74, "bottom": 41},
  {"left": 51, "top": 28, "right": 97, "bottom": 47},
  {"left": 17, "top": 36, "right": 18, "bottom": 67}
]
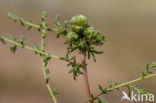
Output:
[
  {"left": 91, "top": 52, "right": 96, "bottom": 62},
  {"left": 28, "top": 26, "right": 32, "bottom": 30},
  {"left": 52, "top": 89, "right": 59, "bottom": 95},
  {"left": 146, "top": 63, "right": 149, "bottom": 71},
  {"left": 42, "top": 11, "right": 47, "bottom": 21},
  {"left": 47, "top": 28, "right": 53, "bottom": 31},
  {"left": 90, "top": 49, "right": 103, "bottom": 54},
  {"left": 41, "top": 29, "right": 47, "bottom": 39},
  {"left": 98, "top": 97, "right": 108, "bottom": 103},
  {"left": 98, "top": 85, "right": 108, "bottom": 94},
  {"left": 127, "top": 86, "right": 132, "bottom": 97},
  {"left": 19, "top": 18, "right": 25, "bottom": 26},
  {"left": 8, "top": 13, "right": 18, "bottom": 22},
  {"left": 45, "top": 77, "right": 50, "bottom": 84},
  {"left": 150, "top": 62, "right": 156, "bottom": 68},
  {"left": 43, "top": 55, "right": 51, "bottom": 67},
  {"left": 141, "top": 69, "right": 146, "bottom": 77},
  {"left": 33, "top": 43, "right": 39, "bottom": 55},
  {"left": 19, "top": 35, "right": 25, "bottom": 47},
  {"left": 107, "top": 78, "right": 112, "bottom": 88},
  {"left": 0, "top": 36, "right": 6, "bottom": 44},
  {"left": 45, "top": 68, "right": 50, "bottom": 75},
  {"left": 10, "top": 45, "right": 17, "bottom": 54}
]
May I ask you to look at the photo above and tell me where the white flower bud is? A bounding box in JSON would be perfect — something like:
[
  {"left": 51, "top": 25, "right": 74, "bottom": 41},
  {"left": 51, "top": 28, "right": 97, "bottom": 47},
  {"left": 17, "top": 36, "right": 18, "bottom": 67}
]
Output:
[
  {"left": 71, "top": 15, "right": 87, "bottom": 26},
  {"left": 67, "top": 31, "right": 79, "bottom": 40}
]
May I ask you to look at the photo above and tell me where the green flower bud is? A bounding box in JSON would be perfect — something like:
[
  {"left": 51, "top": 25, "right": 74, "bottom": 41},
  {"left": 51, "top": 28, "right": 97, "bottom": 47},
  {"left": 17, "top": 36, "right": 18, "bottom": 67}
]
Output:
[
  {"left": 84, "top": 27, "right": 95, "bottom": 35},
  {"left": 71, "top": 15, "right": 87, "bottom": 26},
  {"left": 72, "top": 25, "right": 83, "bottom": 33},
  {"left": 67, "top": 31, "right": 79, "bottom": 41}
]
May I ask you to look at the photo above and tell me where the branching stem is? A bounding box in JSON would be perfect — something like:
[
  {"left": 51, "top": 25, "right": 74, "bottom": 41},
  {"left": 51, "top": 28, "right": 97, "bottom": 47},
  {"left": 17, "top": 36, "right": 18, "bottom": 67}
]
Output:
[
  {"left": 41, "top": 58, "right": 57, "bottom": 103},
  {"left": 22, "top": 21, "right": 41, "bottom": 29},
  {"left": 40, "top": 24, "right": 57, "bottom": 103},
  {"left": 94, "top": 73, "right": 156, "bottom": 98},
  {"left": 0, "top": 36, "right": 79, "bottom": 64},
  {"left": 1, "top": 13, "right": 156, "bottom": 103}
]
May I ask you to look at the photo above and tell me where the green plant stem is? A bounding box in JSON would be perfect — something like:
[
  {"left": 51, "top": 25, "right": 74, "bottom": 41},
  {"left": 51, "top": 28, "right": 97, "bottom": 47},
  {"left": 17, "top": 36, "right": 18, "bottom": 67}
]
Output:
[
  {"left": 8, "top": 15, "right": 40, "bottom": 29},
  {"left": 22, "top": 20, "right": 41, "bottom": 29},
  {"left": 40, "top": 26, "right": 57, "bottom": 103},
  {"left": 8, "top": 13, "right": 40, "bottom": 29},
  {"left": 94, "top": 73, "right": 156, "bottom": 98},
  {"left": 0, "top": 36, "right": 79, "bottom": 64},
  {"left": 8, "top": 13, "right": 58, "bottom": 31},
  {"left": 81, "top": 52, "right": 92, "bottom": 103},
  {"left": 41, "top": 59, "right": 57, "bottom": 103},
  {"left": 20, "top": 20, "right": 58, "bottom": 31}
]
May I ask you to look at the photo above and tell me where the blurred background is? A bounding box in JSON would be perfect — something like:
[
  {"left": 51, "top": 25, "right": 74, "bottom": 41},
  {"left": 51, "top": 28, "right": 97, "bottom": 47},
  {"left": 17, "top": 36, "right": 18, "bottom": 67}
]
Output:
[{"left": 0, "top": 0, "right": 156, "bottom": 103}]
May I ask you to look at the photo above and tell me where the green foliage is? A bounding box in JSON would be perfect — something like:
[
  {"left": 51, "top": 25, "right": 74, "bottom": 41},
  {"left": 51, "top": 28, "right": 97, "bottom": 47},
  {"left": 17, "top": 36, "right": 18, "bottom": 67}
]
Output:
[
  {"left": 54, "top": 14, "right": 105, "bottom": 62},
  {"left": 97, "top": 97, "right": 108, "bottom": 103},
  {"left": 0, "top": 36, "right": 6, "bottom": 44},
  {"left": 53, "top": 14, "right": 105, "bottom": 80},
  {"left": 8, "top": 12, "right": 18, "bottom": 22},
  {"left": 65, "top": 55, "right": 83, "bottom": 80},
  {"left": 107, "top": 78, "right": 112, "bottom": 88},
  {"left": 53, "top": 14, "right": 68, "bottom": 38},
  {"left": 98, "top": 85, "right": 108, "bottom": 94},
  {"left": 52, "top": 89, "right": 59, "bottom": 95},
  {"left": 43, "top": 55, "right": 51, "bottom": 67},
  {"left": 28, "top": 19, "right": 32, "bottom": 30},
  {"left": 19, "top": 18, "right": 25, "bottom": 26},
  {"left": 33, "top": 43, "right": 39, "bottom": 55},
  {"left": 127, "top": 85, "right": 151, "bottom": 98},
  {"left": 45, "top": 68, "right": 50, "bottom": 75},
  {"left": 142, "top": 62, "right": 156, "bottom": 77},
  {"left": 97, "top": 79, "right": 125, "bottom": 99},
  {"left": 68, "top": 63, "right": 83, "bottom": 80},
  {"left": 8, "top": 12, "right": 40, "bottom": 30},
  {"left": 8, "top": 35, "right": 17, "bottom": 54},
  {"left": 19, "top": 35, "right": 25, "bottom": 47},
  {"left": 41, "top": 11, "right": 47, "bottom": 22},
  {"left": 45, "top": 77, "right": 50, "bottom": 84},
  {"left": 10, "top": 44, "right": 17, "bottom": 54},
  {"left": 8, "top": 13, "right": 25, "bottom": 27},
  {"left": 7, "top": 35, "right": 26, "bottom": 54}
]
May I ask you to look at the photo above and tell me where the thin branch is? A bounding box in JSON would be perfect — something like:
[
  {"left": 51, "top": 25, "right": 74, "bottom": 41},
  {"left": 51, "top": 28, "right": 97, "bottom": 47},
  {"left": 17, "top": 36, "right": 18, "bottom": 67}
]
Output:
[
  {"left": 81, "top": 52, "right": 92, "bottom": 103},
  {"left": 41, "top": 58, "right": 57, "bottom": 103},
  {"left": 0, "top": 36, "right": 80, "bottom": 64},
  {"left": 8, "top": 12, "right": 40, "bottom": 29},
  {"left": 40, "top": 20, "right": 57, "bottom": 103},
  {"left": 94, "top": 73, "right": 156, "bottom": 98},
  {"left": 17, "top": 20, "right": 58, "bottom": 32},
  {"left": 7, "top": 13, "right": 58, "bottom": 31},
  {"left": 22, "top": 20, "right": 41, "bottom": 29}
]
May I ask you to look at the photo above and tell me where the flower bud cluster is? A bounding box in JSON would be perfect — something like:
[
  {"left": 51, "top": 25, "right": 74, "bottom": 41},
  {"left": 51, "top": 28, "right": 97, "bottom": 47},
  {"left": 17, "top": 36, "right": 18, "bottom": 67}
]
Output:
[
  {"left": 67, "top": 15, "right": 105, "bottom": 50},
  {"left": 54, "top": 14, "right": 105, "bottom": 62}
]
